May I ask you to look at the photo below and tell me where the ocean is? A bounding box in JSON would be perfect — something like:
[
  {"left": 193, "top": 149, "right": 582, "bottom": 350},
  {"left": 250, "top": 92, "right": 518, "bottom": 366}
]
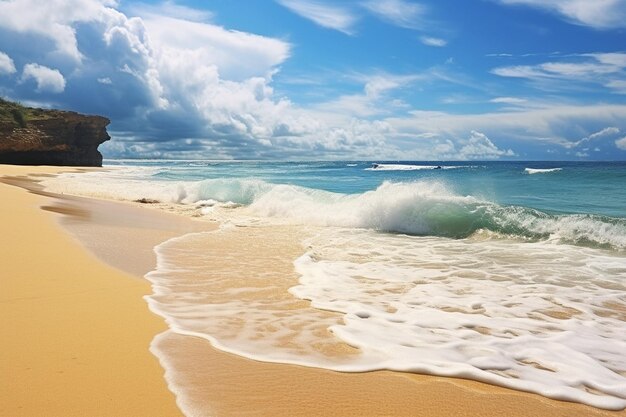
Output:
[{"left": 42, "top": 160, "right": 626, "bottom": 411}]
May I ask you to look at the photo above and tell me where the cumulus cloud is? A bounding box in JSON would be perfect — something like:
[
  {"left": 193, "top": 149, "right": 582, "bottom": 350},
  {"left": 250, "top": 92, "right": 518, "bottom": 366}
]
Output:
[
  {"left": 388, "top": 103, "right": 626, "bottom": 153},
  {"left": 458, "top": 130, "right": 515, "bottom": 159},
  {"left": 276, "top": 0, "right": 357, "bottom": 35},
  {"left": 21, "top": 63, "right": 66, "bottom": 93},
  {"left": 0, "top": 0, "right": 121, "bottom": 62},
  {"left": 495, "top": 0, "right": 626, "bottom": 29},
  {"left": 1, "top": 0, "right": 625, "bottom": 161},
  {"left": 141, "top": 15, "right": 290, "bottom": 82},
  {"left": 0, "top": 51, "right": 16, "bottom": 75},
  {"left": 0, "top": 0, "right": 307, "bottom": 157},
  {"left": 616, "top": 136, "right": 626, "bottom": 150},
  {"left": 420, "top": 36, "right": 447, "bottom": 47}
]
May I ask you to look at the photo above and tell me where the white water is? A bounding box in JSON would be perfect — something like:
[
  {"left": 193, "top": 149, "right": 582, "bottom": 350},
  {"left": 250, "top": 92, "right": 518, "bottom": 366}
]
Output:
[
  {"left": 525, "top": 168, "right": 563, "bottom": 174},
  {"left": 41, "top": 171, "right": 626, "bottom": 249},
  {"left": 41, "top": 166, "right": 626, "bottom": 410},
  {"left": 366, "top": 163, "right": 471, "bottom": 171},
  {"left": 146, "top": 223, "right": 626, "bottom": 410}
]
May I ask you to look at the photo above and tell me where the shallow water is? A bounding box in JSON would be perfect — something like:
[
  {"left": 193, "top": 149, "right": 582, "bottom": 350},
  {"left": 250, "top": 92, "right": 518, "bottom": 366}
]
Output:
[{"left": 42, "top": 160, "right": 626, "bottom": 410}]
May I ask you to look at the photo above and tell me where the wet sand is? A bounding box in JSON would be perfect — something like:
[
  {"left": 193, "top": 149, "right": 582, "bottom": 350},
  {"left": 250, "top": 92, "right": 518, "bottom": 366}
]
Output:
[{"left": 1, "top": 164, "right": 624, "bottom": 417}]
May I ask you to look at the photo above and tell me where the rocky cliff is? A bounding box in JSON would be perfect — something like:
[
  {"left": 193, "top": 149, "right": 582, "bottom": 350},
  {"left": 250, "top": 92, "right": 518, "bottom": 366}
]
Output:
[{"left": 0, "top": 99, "right": 110, "bottom": 166}]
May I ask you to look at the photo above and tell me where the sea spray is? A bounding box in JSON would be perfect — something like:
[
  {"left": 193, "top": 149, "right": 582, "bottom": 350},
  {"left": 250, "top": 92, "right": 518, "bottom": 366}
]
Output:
[{"left": 42, "top": 172, "right": 626, "bottom": 250}]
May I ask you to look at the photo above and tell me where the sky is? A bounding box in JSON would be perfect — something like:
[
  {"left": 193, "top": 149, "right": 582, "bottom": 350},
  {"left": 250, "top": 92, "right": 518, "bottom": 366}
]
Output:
[{"left": 0, "top": 0, "right": 626, "bottom": 160}]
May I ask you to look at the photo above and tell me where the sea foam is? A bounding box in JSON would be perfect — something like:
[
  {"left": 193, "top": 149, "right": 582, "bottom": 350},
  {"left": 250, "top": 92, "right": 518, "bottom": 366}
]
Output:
[
  {"left": 365, "top": 163, "right": 473, "bottom": 171},
  {"left": 146, "top": 225, "right": 626, "bottom": 410},
  {"left": 42, "top": 166, "right": 626, "bottom": 410},
  {"left": 42, "top": 171, "right": 626, "bottom": 250},
  {"left": 525, "top": 168, "right": 563, "bottom": 174}
]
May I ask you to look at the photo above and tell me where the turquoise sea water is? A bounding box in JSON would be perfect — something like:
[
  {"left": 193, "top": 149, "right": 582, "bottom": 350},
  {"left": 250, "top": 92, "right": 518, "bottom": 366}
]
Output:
[
  {"left": 106, "top": 160, "right": 626, "bottom": 216},
  {"left": 44, "top": 160, "right": 626, "bottom": 411},
  {"left": 102, "top": 160, "right": 626, "bottom": 249}
]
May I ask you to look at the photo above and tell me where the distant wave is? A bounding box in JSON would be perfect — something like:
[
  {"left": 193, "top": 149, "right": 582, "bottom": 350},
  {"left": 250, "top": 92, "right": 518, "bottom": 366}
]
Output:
[
  {"left": 365, "top": 163, "right": 469, "bottom": 171},
  {"left": 525, "top": 168, "right": 562, "bottom": 174}
]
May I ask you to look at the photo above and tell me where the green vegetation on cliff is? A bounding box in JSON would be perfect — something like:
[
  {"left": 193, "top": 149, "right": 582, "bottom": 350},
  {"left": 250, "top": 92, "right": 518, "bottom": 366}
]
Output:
[
  {"left": 0, "top": 98, "right": 111, "bottom": 166},
  {"left": 0, "top": 98, "right": 67, "bottom": 128}
]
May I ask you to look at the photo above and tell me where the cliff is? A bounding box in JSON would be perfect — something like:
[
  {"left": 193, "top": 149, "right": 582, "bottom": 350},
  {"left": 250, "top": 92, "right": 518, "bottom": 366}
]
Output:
[{"left": 0, "top": 99, "right": 110, "bottom": 166}]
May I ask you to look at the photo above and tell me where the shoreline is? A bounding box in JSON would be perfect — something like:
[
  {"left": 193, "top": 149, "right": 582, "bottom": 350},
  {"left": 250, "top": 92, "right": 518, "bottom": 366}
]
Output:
[
  {"left": 2, "top": 164, "right": 624, "bottom": 416},
  {"left": 0, "top": 165, "right": 190, "bottom": 416}
]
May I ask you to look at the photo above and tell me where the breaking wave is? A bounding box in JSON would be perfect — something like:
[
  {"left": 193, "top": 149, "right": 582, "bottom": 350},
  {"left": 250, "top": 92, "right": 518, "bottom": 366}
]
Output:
[
  {"left": 525, "top": 168, "right": 562, "bottom": 174},
  {"left": 43, "top": 173, "right": 626, "bottom": 250}
]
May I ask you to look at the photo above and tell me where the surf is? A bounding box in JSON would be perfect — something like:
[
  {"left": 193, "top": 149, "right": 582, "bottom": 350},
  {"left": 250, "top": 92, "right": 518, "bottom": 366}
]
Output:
[{"left": 525, "top": 167, "right": 563, "bottom": 174}]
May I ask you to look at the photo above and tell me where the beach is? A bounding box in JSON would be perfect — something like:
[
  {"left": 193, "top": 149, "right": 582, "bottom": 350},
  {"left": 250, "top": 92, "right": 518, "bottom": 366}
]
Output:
[
  {"left": 1, "top": 164, "right": 625, "bottom": 417},
  {"left": 0, "top": 165, "right": 193, "bottom": 416}
]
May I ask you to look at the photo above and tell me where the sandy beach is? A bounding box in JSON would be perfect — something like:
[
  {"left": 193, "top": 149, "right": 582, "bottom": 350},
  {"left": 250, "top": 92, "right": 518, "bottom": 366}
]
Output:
[
  {"left": 1, "top": 164, "right": 624, "bottom": 417},
  {"left": 0, "top": 165, "right": 189, "bottom": 416}
]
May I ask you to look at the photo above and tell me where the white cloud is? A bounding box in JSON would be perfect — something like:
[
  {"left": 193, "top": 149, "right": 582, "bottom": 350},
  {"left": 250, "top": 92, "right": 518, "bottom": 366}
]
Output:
[
  {"left": 388, "top": 104, "right": 626, "bottom": 151},
  {"left": 361, "top": 0, "right": 426, "bottom": 30},
  {"left": 615, "top": 136, "right": 626, "bottom": 150},
  {"left": 0, "top": 51, "right": 16, "bottom": 75},
  {"left": 141, "top": 15, "right": 290, "bottom": 82},
  {"left": 495, "top": 0, "right": 626, "bottom": 29},
  {"left": 493, "top": 54, "right": 626, "bottom": 79},
  {"left": 458, "top": 130, "right": 515, "bottom": 160},
  {"left": 276, "top": 0, "right": 357, "bottom": 35},
  {"left": 1, "top": 0, "right": 625, "bottom": 161},
  {"left": 420, "top": 36, "right": 447, "bottom": 47},
  {"left": 589, "top": 52, "right": 626, "bottom": 67},
  {"left": 0, "top": 0, "right": 121, "bottom": 62},
  {"left": 588, "top": 126, "right": 620, "bottom": 140},
  {"left": 21, "top": 63, "right": 66, "bottom": 93},
  {"left": 316, "top": 73, "right": 422, "bottom": 117},
  {"left": 490, "top": 97, "right": 527, "bottom": 104},
  {"left": 606, "top": 80, "right": 626, "bottom": 94},
  {"left": 491, "top": 52, "right": 626, "bottom": 94},
  {"left": 129, "top": 1, "right": 214, "bottom": 22},
  {"left": 0, "top": 0, "right": 300, "bottom": 156},
  {"left": 563, "top": 126, "right": 621, "bottom": 148}
]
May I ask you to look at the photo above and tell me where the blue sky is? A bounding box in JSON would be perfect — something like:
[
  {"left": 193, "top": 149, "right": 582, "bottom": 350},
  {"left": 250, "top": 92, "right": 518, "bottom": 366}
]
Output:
[{"left": 1, "top": 0, "right": 626, "bottom": 160}]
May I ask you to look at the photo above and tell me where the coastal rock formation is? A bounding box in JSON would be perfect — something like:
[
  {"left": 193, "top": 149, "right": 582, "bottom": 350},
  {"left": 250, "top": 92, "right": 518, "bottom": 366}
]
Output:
[{"left": 0, "top": 99, "right": 110, "bottom": 166}]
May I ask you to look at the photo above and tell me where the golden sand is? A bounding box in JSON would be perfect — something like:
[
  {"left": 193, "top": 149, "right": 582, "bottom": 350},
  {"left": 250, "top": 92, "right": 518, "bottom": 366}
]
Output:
[
  {"left": 0, "top": 165, "right": 184, "bottom": 416},
  {"left": 1, "top": 165, "right": 624, "bottom": 417}
]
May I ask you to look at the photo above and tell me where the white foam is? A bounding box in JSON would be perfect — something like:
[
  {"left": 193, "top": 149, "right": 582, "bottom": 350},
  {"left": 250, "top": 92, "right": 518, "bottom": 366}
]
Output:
[
  {"left": 42, "top": 171, "right": 626, "bottom": 249},
  {"left": 367, "top": 163, "right": 442, "bottom": 171},
  {"left": 525, "top": 168, "right": 563, "bottom": 174},
  {"left": 146, "top": 224, "right": 626, "bottom": 410},
  {"left": 366, "top": 164, "right": 479, "bottom": 171},
  {"left": 44, "top": 167, "right": 626, "bottom": 409}
]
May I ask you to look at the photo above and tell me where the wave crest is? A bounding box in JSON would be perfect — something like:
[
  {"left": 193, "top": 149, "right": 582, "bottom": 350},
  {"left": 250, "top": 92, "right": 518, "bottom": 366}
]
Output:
[
  {"left": 525, "top": 168, "right": 562, "bottom": 174},
  {"left": 247, "top": 180, "right": 626, "bottom": 249},
  {"left": 43, "top": 173, "right": 626, "bottom": 250}
]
